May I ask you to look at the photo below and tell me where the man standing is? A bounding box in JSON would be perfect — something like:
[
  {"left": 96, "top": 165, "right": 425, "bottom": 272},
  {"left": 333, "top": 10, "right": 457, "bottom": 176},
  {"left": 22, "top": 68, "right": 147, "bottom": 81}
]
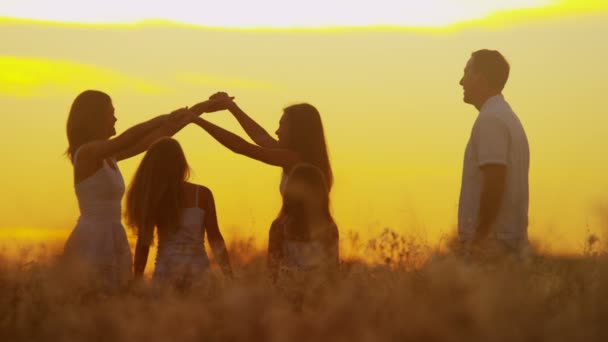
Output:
[{"left": 458, "top": 49, "right": 530, "bottom": 258}]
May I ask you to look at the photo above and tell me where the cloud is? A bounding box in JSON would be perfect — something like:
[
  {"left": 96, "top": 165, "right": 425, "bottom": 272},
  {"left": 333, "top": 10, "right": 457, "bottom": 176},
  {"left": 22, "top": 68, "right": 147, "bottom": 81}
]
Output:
[
  {"left": 2, "top": 0, "right": 596, "bottom": 28},
  {"left": 0, "top": 56, "right": 166, "bottom": 96}
]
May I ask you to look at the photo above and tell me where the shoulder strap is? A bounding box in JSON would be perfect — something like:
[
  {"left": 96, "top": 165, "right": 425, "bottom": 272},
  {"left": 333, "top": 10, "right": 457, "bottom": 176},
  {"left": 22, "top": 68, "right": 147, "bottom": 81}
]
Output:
[{"left": 72, "top": 146, "right": 82, "bottom": 164}]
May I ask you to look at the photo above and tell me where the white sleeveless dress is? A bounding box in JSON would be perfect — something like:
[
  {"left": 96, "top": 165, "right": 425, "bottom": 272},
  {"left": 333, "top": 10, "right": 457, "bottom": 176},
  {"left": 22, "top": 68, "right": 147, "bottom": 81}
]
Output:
[
  {"left": 282, "top": 240, "right": 329, "bottom": 271},
  {"left": 279, "top": 220, "right": 333, "bottom": 272},
  {"left": 64, "top": 150, "right": 132, "bottom": 289},
  {"left": 277, "top": 222, "right": 337, "bottom": 290},
  {"left": 154, "top": 189, "right": 210, "bottom": 284}
]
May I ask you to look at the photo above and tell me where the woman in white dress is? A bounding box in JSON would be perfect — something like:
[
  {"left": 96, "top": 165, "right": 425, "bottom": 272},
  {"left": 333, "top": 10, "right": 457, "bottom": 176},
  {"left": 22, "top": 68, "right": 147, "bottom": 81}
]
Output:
[
  {"left": 126, "top": 138, "right": 233, "bottom": 289},
  {"left": 64, "top": 90, "right": 211, "bottom": 290},
  {"left": 268, "top": 164, "right": 339, "bottom": 283},
  {"left": 192, "top": 92, "right": 333, "bottom": 195}
]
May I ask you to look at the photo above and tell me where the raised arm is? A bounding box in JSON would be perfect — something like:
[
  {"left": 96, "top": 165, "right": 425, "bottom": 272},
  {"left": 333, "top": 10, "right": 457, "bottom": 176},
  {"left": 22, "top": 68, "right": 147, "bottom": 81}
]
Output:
[
  {"left": 228, "top": 102, "right": 278, "bottom": 148},
  {"left": 190, "top": 98, "right": 230, "bottom": 118},
  {"left": 77, "top": 108, "right": 189, "bottom": 164},
  {"left": 114, "top": 108, "right": 196, "bottom": 161},
  {"left": 193, "top": 117, "right": 300, "bottom": 168},
  {"left": 204, "top": 92, "right": 279, "bottom": 148},
  {"left": 202, "top": 187, "right": 233, "bottom": 278}
]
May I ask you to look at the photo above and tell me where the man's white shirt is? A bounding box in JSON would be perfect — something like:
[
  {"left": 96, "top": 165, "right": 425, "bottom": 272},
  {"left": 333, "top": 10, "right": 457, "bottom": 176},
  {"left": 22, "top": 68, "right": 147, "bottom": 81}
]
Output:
[{"left": 458, "top": 94, "right": 530, "bottom": 250}]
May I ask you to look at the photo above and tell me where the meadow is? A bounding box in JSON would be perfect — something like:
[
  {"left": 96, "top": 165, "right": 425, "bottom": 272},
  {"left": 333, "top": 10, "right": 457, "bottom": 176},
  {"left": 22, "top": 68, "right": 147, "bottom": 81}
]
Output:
[
  {"left": 2, "top": 229, "right": 608, "bottom": 341},
  {"left": 2, "top": 2, "right": 608, "bottom": 341}
]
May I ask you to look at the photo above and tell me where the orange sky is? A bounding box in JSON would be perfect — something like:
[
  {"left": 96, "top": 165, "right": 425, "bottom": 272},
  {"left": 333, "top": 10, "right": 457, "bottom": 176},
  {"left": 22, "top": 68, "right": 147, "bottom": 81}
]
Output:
[{"left": 1, "top": 0, "right": 608, "bottom": 256}]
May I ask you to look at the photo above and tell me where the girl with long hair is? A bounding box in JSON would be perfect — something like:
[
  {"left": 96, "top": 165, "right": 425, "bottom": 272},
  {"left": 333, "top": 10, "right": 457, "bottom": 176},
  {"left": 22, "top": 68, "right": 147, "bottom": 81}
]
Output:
[
  {"left": 267, "top": 164, "right": 339, "bottom": 282},
  {"left": 126, "top": 138, "right": 232, "bottom": 287},
  {"left": 192, "top": 92, "right": 333, "bottom": 194},
  {"left": 64, "top": 90, "right": 221, "bottom": 289}
]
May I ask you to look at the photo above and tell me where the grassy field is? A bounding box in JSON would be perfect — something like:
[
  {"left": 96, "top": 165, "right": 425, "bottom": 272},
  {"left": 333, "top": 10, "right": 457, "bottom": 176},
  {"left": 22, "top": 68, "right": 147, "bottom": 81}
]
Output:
[{"left": 1, "top": 230, "right": 608, "bottom": 341}]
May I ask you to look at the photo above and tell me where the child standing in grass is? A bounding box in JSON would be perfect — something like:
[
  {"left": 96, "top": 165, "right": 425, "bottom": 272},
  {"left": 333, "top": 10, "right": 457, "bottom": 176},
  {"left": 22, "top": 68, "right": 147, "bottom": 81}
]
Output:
[
  {"left": 126, "top": 138, "right": 232, "bottom": 289},
  {"left": 268, "top": 164, "right": 339, "bottom": 283}
]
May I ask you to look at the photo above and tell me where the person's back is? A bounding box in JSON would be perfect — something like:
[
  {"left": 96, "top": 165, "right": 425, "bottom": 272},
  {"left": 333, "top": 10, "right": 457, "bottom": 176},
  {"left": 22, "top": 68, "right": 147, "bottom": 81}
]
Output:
[
  {"left": 126, "top": 138, "right": 233, "bottom": 287},
  {"left": 154, "top": 184, "right": 210, "bottom": 284},
  {"left": 268, "top": 164, "right": 339, "bottom": 282}
]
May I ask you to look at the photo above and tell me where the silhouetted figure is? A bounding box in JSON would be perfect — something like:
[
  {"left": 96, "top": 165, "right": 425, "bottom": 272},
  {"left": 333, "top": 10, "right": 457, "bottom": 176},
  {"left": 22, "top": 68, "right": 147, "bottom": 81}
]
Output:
[
  {"left": 126, "top": 138, "right": 232, "bottom": 289},
  {"left": 267, "top": 164, "right": 339, "bottom": 283},
  {"left": 63, "top": 90, "right": 213, "bottom": 290},
  {"left": 191, "top": 92, "right": 333, "bottom": 194},
  {"left": 457, "top": 50, "right": 530, "bottom": 259},
  {"left": 64, "top": 91, "right": 195, "bottom": 290}
]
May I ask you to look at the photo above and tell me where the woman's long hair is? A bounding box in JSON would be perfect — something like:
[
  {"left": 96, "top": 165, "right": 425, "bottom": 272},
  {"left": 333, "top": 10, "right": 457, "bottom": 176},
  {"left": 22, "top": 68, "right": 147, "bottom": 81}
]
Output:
[
  {"left": 283, "top": 104, "right": 333, "bottom": 190},
  {"left": 125, "top": 138, "right": 190, "bottom": 245},
  {"left": 66, "top": 90, "right": 112, "bottom": 162},
  {"left": 279, "top": 163, "right": 333, "bottom": 242}
]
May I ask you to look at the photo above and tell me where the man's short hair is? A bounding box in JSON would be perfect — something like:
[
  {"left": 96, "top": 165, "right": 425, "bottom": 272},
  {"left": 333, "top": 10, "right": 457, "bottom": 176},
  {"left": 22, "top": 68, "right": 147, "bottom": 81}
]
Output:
[{"left": 471, "top": 49, "right": 510, "bottom": 91}]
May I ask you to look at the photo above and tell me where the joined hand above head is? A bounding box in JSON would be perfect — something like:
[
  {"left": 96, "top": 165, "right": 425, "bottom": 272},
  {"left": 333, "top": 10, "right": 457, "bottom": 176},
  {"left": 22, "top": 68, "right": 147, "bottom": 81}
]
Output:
[{"left": 205, "top": 92, "right": 236, "bottom": 113}]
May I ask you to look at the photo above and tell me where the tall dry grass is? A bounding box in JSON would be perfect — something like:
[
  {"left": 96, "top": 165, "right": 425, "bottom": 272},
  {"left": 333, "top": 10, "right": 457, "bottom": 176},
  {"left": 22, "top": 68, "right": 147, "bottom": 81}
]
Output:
[{"left": 1, "top": 229, "right": 608, "bottom": 341}]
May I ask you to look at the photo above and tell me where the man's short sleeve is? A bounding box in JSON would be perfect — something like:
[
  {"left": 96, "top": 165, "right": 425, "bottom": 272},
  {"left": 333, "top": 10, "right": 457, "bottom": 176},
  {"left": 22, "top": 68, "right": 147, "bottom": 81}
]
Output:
[{"left": 475, "top": 115, "right": 509, "bottom": 167}]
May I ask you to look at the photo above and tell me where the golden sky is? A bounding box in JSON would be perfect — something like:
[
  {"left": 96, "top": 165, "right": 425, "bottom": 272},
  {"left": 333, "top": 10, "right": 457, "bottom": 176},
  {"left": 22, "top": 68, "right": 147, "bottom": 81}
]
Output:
[{"left": 1, "top": 0, "right": 608, "bottom": 255}]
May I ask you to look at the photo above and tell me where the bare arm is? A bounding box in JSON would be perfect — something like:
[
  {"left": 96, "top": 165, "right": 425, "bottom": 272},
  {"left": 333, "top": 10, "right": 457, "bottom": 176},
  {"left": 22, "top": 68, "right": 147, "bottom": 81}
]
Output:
[
  {"left": 202, "top": 187, "right": 233, "bottom": 278},
  {"left": 76, "top": 108, "right": 190, "bottom": 167},
  {"left": 193, "top": 117, "right": 300, "bottom": 168},
  {"left": 114, "top": 109, "right": 195, "bottom": 161},
  {"left": 190, "top": 98, "right": 229, "bottom": 118},
  {"left": 474, "top": 164, "right": 507, "bottom": 243},
  {"left": 204, "top": 92, "right": 278, "bottom": 148},
  {"left": 133, "top": 238, "right": 150, "bottom": 279},
  {"left": 228, "top": 103, "right": 279, "bottom": 148},
  {"left": 78, "top": 113, "right": 170, "bottom": 162}
]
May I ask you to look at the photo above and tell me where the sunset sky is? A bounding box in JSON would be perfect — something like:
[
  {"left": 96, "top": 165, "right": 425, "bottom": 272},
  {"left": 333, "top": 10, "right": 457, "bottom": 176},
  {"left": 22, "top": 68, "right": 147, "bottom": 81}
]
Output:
[{"left": 1, "top": 0, "right": 607, "bottom": 256}]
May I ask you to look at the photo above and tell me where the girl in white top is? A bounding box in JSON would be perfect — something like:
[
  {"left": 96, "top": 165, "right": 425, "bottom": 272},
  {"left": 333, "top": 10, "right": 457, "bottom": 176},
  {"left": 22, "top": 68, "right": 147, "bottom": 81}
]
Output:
[
  {"left": 126, "top": 138, "right": 232, "bottom": 289},
  {"left": 64, "top": 90, "right": 199, "bottom": 290},
  {"left": 268, "top": 164, "right": 339, "bottom": 282}
]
